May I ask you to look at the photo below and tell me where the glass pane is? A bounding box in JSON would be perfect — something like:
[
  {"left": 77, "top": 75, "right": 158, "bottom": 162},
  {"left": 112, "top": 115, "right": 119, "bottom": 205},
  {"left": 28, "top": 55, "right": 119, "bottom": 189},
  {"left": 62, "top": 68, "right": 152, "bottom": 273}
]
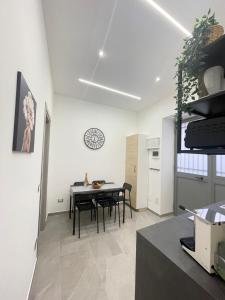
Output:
[
  {"left": 216, "top": 155, "right": 225, "bottom": 177},
  {"left": 177, "top": 122, "right": 208, "bottom": 176}
]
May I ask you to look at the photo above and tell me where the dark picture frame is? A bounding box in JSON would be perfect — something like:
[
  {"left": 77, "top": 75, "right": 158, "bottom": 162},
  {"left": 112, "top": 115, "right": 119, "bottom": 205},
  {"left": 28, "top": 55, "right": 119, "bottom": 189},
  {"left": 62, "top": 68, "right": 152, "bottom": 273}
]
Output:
[{"left": 12, "top": 72, "right": 37, "bottom": 153}]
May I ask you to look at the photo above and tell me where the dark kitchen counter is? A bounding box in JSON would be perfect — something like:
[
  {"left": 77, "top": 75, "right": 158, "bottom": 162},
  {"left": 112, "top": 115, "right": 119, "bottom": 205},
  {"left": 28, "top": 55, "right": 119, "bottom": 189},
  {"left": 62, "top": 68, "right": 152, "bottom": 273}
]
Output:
[{"left": 135, "top": 201, "right": 225, "bottom": 300}]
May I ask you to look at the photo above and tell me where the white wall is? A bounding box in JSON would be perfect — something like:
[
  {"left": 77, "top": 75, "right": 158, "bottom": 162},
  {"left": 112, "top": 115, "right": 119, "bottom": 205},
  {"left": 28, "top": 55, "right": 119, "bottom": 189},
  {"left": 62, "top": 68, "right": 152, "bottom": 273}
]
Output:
[
  {"left": 137, "top": 96, "right": 175, "bottom": 136},
  {"left": 137, "top": 96, "right": 176, "bottom": 215},
  {"left": 48, "top": 94, "right": 137, "bottom": 213},
  {"left": 0, "top": 1, "right": 53, "bottom": 300},
  {"left": 48, "top": 94, "right": 175, "bottom": 215},
  {"left": 161, "top": 117, "right": 175, "bottom": 214}
]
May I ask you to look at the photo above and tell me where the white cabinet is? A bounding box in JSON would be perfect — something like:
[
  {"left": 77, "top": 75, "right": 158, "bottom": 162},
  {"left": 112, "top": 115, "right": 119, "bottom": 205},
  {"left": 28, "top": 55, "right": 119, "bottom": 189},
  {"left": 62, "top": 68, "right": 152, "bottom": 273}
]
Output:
[
  {"left": 148, "top": 151, "right": 161, "bottom": 214},
  {"left": 147, "top": 117, "right": 175, "bottom": 215},
  {"left": 125, "top": 134, "right": 148, "bottom": 210}
]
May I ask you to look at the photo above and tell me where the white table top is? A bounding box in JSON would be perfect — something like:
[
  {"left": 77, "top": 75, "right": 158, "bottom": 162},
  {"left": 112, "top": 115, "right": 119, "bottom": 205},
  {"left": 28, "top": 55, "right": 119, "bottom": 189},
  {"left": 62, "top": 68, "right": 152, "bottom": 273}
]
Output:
[{"left": 70, "top": 183, "right": 123, "bottom": 194}]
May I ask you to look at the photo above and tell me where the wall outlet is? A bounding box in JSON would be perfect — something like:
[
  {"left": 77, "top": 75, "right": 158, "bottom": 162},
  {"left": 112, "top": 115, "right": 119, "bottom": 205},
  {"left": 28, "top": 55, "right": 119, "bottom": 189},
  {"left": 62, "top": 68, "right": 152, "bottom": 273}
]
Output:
[{"left": 58, "top": 198, "right": 64, "bottom": 203}]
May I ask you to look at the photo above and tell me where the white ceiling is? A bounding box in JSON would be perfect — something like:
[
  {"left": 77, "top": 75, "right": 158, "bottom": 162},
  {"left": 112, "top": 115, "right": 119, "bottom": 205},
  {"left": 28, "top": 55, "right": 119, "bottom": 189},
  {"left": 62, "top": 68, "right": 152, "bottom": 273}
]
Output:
[{"left": 42, "top": 0, "right": 225, "bottom": 111}]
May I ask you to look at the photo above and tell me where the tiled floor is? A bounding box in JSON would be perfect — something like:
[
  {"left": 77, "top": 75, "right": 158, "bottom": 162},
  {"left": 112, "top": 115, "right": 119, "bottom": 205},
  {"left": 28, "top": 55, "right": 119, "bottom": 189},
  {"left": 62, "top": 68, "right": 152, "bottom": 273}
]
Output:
[{"left": 29, "top": 208, "right": 171, "bottom": 300}]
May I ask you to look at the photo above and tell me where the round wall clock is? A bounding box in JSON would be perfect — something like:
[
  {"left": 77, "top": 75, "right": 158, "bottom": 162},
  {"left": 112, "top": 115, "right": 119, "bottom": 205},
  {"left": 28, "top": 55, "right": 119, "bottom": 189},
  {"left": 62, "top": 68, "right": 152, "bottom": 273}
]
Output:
[{"left": 84, "top": 128, "right": 105, "bottom": 150}]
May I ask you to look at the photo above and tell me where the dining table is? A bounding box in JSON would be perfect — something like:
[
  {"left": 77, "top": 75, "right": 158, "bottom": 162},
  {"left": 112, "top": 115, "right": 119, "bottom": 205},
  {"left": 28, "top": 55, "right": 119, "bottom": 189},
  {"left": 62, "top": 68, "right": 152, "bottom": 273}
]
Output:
[{"left": 70, "top": 183, "right": 125, "bottom": 235}]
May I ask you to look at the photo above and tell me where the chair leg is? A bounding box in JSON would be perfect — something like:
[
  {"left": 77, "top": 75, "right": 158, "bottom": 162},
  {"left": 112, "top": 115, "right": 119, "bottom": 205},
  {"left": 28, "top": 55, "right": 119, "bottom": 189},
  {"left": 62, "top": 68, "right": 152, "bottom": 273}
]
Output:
[
  {"left": 73, "top": 202, "right": 76, "bottom": 235},
  {"left": 123, "top": 198, "right": 125, "bottom": 224},
  {"left": 73, "top": 208, "right": 76, "bottom": 235},
  {"left": 118, "top": 203, "right": 121, "bottom": 227},
  {"left": 72, "top": 195, "right": 74, "bottom": 213},
  {"left": 129, "top": 199, "right": 132, "bottom": 218},
  {"left": 69, "top": 195, "right": 72, "bottom": 219},
  {"left": 78, "top": 210, "right": 80, "bottom": 239},
  {"left": 114, "top": 204, "right": 117, "bottom": 223},
  {"left": 103, "top": 207, "right": 105, "bottom": 232},
  {"left": 94, "top": 207, "right": 96, "bottom": 221},
  {"left": 96, "top": 205, "right": 99, "bottom": 233},
  {"left": 91, "top": 207, "right": 93, "bottom": 221}
]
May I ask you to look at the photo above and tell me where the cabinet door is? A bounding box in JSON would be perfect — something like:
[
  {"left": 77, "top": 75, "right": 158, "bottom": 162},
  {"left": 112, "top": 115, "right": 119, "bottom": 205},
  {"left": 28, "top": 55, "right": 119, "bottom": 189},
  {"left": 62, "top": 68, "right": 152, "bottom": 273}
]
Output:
[{"left": 125, "top": 135, "right": 138, "bottom": 208}]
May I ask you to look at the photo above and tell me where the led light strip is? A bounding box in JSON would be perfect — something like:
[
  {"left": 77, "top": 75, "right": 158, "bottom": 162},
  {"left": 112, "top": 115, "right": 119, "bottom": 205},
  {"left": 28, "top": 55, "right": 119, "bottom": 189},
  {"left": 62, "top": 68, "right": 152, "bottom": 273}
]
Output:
[
  {"left": 78, "top": 78, "right": 141, "bottom": 100},
  {"left": 146, "top": 0, "right": 192, "bottom": 37}
]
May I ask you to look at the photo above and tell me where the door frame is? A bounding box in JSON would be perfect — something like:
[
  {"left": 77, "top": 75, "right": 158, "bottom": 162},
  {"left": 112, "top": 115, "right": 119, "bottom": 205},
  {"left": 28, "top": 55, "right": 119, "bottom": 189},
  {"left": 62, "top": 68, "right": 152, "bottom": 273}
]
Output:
[
  {"left": 174, "top": 118, "right": 211, "bottom": 215},
  {"left": 174, "top": 119, "right": 225, "bottom": 215},
  {"left": 211, "top": 155, "right": 225, "bottom": 202},
  {"left": 38, "top": 105, "right": 51, "bottom": 234}
]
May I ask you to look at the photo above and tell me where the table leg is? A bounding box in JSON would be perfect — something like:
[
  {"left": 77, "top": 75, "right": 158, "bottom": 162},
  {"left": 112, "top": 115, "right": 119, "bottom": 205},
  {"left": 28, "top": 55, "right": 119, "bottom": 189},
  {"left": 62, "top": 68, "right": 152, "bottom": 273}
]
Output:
[
  {"left": 73, "top": 195, "right": 76, "bottom": 235},
  {"left": 69, "top": 195, "right": 72, "bottom": 219},
  {"left": 97, "top": 205, "right": 99, "bottom": 233},
  {"left": 118, "top": 203, "right": 121, "bottom": 227}
]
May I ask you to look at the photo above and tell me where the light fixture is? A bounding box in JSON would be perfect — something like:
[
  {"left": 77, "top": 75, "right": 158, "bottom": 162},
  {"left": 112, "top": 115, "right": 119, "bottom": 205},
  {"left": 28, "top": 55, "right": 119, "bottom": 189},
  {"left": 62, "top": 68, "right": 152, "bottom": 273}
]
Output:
[
  {"left": 145, "top": 0, "right": 192, "bottom": 37},
  {"left": 78, "top": 78, "right": 141, "bottom": 100},
  {"left": 156, "top": 76, "right": 160, "bottom": 82},
  {"left": 99, "top": 50, "right": 104, "bottom": 57}
]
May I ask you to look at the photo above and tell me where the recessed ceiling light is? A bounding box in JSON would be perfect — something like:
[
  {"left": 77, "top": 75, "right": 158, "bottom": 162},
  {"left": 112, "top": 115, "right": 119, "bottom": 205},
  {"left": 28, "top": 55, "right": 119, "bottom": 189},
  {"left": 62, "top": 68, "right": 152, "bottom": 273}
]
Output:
[
  {"left": 78, "top": 78, "right": 141, "bottom": 100},
  {"left": 145, "top": 0, "right": 192, "bottom": 37},
  {"left": 156, "top": 77, "right": 160, "bottom": 82},
  {"left": 99, "top": 50, "right": 104, "bottom": 57}
]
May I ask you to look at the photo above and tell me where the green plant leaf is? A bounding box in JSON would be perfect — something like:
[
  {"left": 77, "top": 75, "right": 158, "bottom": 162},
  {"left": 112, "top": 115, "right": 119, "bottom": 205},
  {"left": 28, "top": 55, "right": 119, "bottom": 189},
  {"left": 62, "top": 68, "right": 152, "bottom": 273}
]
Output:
[{"left": 174, "top": 9, "right": 220, "bottom": 118}]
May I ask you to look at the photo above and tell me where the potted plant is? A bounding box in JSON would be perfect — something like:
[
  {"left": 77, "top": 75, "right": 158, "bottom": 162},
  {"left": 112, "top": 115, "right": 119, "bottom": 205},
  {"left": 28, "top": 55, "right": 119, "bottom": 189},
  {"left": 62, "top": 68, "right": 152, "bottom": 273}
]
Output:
[{"left": 175, "top": 9, "right": 224, "bottom": 115}]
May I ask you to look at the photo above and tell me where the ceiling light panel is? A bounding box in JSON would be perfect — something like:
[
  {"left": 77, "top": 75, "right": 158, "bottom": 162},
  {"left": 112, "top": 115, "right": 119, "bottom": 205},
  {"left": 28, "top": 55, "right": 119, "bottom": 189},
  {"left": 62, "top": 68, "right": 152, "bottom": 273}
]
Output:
[
  {"left": 99, "top": 50, "right": 104, "bottom": 57},
  {"left": 146, "top": 0, "right": 192, "bottom": 37},
  {"left": 78, "top": 78, "right": 141, "bottom": 100}
]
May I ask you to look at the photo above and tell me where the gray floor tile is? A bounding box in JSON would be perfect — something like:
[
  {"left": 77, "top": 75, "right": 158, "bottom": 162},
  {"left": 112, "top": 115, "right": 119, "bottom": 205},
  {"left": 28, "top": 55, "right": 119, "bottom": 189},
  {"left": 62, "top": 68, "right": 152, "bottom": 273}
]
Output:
[{"left": 29, "top": 209, "right": 171, "bottom": 300}]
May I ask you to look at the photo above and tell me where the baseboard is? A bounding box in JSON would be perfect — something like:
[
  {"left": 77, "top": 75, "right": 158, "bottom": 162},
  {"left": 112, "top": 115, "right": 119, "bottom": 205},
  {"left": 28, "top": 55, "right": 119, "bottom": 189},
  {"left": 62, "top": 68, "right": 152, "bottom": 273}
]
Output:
[
  {"left": 147, "top": 208, "right": 174, "bottom": 217},
  {"left": 48, "top": 210, "right": 69, "bottom": 216},
  {"left": 133, "top": 207, "right": 148, "bottom": 212},
  {"left": 26, "top": 257, "right": 37, "bottom": 300}
]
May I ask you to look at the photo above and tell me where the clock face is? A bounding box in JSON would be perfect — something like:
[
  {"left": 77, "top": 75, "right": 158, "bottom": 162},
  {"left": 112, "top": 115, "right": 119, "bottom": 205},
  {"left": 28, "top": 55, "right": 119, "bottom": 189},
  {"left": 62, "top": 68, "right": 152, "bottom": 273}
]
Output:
[{"left": 84, "top": 128, "right": 105, "bottom": 150}]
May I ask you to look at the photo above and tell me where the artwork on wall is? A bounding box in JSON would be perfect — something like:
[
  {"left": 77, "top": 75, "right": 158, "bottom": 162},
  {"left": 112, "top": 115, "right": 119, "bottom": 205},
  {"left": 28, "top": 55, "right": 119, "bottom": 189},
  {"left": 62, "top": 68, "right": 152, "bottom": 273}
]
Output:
[
  {"left": 12, "top": 72, "right": 37, "bottom": 153},
  {"left": 84, "top": 128, "right": 105, "bottom": 150}
]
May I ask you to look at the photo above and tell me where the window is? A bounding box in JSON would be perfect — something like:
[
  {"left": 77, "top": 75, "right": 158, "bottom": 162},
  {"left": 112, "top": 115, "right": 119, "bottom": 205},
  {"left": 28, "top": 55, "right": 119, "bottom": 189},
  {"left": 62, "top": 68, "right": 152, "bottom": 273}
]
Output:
[
  {"left": 177, "top": 153, "right": 208, "bottom": 175},
  {"left": 177, "top": 122, "right": 208, "bottom": 176},
  {"left": 216, "top": 155, "right": 225, "bottom": 177}
]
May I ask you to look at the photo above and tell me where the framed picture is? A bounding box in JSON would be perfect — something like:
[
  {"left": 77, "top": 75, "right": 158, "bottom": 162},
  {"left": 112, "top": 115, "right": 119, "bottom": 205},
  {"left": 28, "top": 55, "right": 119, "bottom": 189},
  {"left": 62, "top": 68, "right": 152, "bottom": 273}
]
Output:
[{"left": 12, "top": 72, "right": 37, "bottom": 153}]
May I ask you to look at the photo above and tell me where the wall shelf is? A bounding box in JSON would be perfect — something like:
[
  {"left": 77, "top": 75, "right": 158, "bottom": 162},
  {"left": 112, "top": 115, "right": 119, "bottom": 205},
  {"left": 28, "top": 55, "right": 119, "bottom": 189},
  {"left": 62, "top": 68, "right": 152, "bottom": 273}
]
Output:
[
  {"left": 186, "top": 90, "right": 225, "bottom": 118},
  {"left": 204, "top": 35, "right": 225, "bottom": 70},
  {"left": 177, "top": 34, "right": 225, "bottom": 155},
  {"left": 178, "top": 149, "right": 225, "bottom": 155}
]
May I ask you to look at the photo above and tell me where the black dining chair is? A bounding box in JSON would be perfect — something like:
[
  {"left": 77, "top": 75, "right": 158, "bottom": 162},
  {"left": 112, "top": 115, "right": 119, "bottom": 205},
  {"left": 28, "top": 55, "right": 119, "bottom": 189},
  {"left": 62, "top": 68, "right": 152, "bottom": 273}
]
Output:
[
  {"left": 94, "top": 190, "right": 121, "bottom": 232},
  {"left": 70, "top": 181, "right": 95, "bottom": 220},
  {"left": 114, "top": 183, "right": 133, "bottom": 221},
  {"left": 69, "top": 181, "right": 84, "bottom": 219},
  {"left": 93, "top": 180, "right": 114, "bottom": 216},
  {"left": 92, "top": 180, "right": 106, "bottom": 202},
  {"left": 74, "top": 193, "right": 97, "bottom": 238},
  {"left": 73, "top": 181, "right": 85, "bottom": 186}
]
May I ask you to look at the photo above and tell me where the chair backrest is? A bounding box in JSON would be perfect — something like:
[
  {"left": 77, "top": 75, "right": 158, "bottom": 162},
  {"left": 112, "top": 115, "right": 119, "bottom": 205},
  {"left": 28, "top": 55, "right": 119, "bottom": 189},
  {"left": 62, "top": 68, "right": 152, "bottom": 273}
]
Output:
[
  {"left": 123, "top": 182, "right": 132, "bottom": 192},
  {"left": 73, "top": 181, "right": 84, "bottom": 186},
  {"left": 75, "top": 193, "right": 92, "bottom": 204}
]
